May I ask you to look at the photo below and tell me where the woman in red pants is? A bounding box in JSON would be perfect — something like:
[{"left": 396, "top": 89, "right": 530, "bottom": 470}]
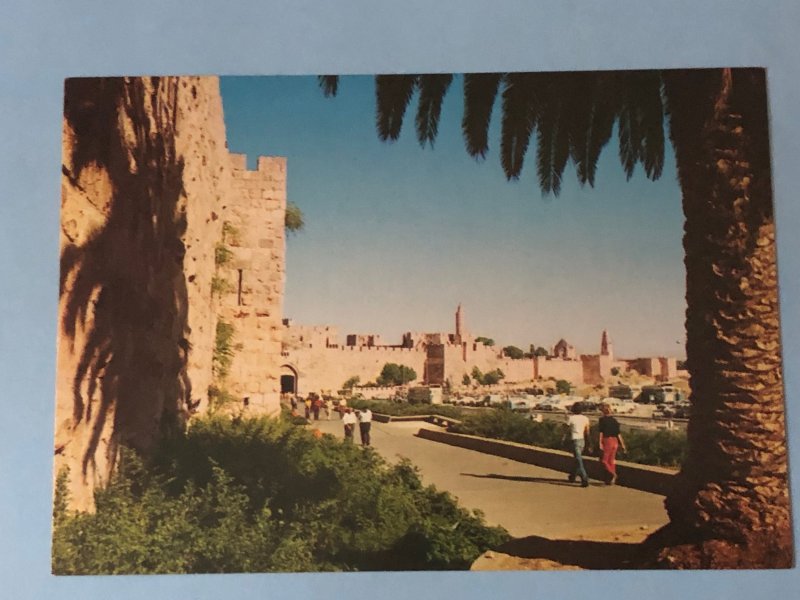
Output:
[{"left": 598, "top": 403, "right": 627, "bottom": 485}]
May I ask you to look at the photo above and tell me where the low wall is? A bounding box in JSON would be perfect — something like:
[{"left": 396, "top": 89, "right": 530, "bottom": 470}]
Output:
[
  {"left": 415, "top": 429, "right": 676, "bottom": 496},
  {"left": 371, "top": 413, "right": 461, "bottom": 427}
]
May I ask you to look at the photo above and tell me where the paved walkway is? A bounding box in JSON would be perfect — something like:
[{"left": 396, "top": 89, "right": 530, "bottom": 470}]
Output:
[{"left": 309, "top": 417, "right": 669, "bottom": 540}]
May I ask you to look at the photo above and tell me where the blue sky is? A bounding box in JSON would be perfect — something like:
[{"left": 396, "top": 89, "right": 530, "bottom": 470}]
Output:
[{"left": 221, "top": 75, "right": 686, "bottom": 357}]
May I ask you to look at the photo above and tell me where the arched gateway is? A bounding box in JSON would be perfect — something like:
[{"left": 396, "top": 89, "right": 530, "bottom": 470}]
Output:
[{"left": 280, "top": 364, "right": 299, "bottom": 395}]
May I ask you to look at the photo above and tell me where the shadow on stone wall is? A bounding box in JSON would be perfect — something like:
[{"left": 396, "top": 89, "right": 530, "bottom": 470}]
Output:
[{"left": 60, "top": 77, "right": 191, "bottom": 478}]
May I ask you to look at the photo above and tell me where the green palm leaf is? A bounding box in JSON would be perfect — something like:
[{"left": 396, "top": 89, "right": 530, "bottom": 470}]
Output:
[
  {"left": 375, "top": 74, "right": 418, "bottom": 141},
  {"left": 462, "top": 73, "right": 503, "bottom": 159},
  {"left": 318, "top": 75, "right": 339, "bottom": 98},
  {"left": 415, "top": 74, "right": 453, "bottom": 147},
  {"left": 500, "top": 73, "right": 539, "bottom": 180}
]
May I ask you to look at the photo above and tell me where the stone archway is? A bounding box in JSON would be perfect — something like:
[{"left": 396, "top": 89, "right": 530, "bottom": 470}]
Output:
[{"left": 280, "top": 364, "right": 298, "bottom": 395}]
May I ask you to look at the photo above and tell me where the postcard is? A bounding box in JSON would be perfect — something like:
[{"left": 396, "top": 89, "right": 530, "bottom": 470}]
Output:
[{"left": 51, "top": 69, "right": 790, "bottom": 575}]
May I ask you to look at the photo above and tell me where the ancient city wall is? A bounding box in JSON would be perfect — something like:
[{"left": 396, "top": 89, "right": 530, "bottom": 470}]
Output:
[
  {"left": 534, "top": 356, "right": 584, "bottom": 383},
  {"left": 179, "top": 79, "right": 236, "bottom": 413},
  {"left": 581, "top": 354, "right": 614, "bottom": 385},
  {"left": 215, "top": 155, "right": 286, "bottom": 413},
  {"left": 284, "top": 345, "right": 427, "bottom": 395},
  {"left": 55, "top": 76, "right": 238, "bottom": 509}
]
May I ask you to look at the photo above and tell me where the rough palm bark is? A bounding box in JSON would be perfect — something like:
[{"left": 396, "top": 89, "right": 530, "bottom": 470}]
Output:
[{"left": 642, "top": 68, "right": 792, "bottom": 568}]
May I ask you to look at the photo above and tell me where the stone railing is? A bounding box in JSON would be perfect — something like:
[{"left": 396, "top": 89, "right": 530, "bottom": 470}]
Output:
[{"left": 415, "top": 428, "right": 677, "bottom": 496}]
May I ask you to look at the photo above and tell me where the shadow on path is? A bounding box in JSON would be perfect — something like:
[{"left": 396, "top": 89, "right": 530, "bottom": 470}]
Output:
[
  {"left": 495, "top": 535, "right": 641, "bottom": 569},
  {"left": 461, "top": 472, "right": 603, "bottom": 488}
]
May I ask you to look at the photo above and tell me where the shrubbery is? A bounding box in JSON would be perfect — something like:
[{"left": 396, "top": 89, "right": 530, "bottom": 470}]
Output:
[
  {"left": 449, "top": 409, "right": 687, "bottom": 468},
  {"left": 450, "top": 409, "right": 565, "bottom": 449},
  {"left": 52, "top": 415, "right": 508, "bottom": 574},
  {"left": 376, "top": 363, "right": 417, "bottom": 386},
  {"left": 348, "top": 398, "right": 465, "bottom": 420}
]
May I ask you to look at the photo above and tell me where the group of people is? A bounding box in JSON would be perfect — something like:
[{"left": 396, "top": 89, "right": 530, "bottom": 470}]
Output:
[
  {"left": 290, "top": 393, "right": 334, "bottom": 421},
  {"left": 565, "top": 401, "right": 627, "bottom": 487},
  {"left": 341, "top": 407, "right": 372, "bottom": 446}
]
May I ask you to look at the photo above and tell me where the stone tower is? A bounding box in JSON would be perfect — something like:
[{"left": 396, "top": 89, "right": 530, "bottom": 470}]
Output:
[
  {"left": 455, "top": 303, "right": 464, "bottom": 344},
  {"left": 600, "top": 329, "right": 614, "bottom": 359}
]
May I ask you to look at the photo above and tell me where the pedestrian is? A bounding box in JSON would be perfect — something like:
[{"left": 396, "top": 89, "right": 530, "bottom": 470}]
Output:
[
  {"left": 325, "top": 397, "right": 333, "bottom": 420},
  {"left": 312, "top": 394, "right": 321, "bottom": 421},
  {"left": 342, "top": 408, "right": 357, "bottom": 443},
  {"left": 564, "top": 402, "right": 590, "bottom": 487},
  {"left": 598, "top": 403, "right": 627, "bottom": 485},
  {"left": 304, "top": 397, "right": 312, "bottom": 420},
  {"left": 290, "top": 395, "right": 298, "bottom": 416},
  {"left": 338, "top": 397, "right": 347, "bottom": 419},
  {"left": 357, "top": 407, "right": 372, "bottom": 446}
]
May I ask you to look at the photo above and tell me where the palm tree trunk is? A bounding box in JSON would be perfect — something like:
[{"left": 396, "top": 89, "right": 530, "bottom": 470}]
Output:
[{"left": 644, "top": 68, "right": 792, "bottom": 568}]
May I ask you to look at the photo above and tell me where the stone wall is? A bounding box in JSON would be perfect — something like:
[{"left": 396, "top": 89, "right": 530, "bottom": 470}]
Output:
[
  {"left": 534, "top": 356, "right": 584, "bottom": 383},
  {"left": 55, "top": 76, "right": 239, "bottom": 509},
  {"left": 55, "top": 77, "right": 286, "bottom": 509},
  {"left": 178, "top": 79, "right": 235, "bottom": 413},
  {"left": 284, "top": 345, "right": 427, "bottom": 395},
  {"left": 215, "top": 155, "right": 286, "bottom": 414}
]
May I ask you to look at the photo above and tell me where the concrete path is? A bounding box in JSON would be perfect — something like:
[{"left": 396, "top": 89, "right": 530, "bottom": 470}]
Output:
[{"left": 309, "top": 417, "right": 668, "bottom": 540}]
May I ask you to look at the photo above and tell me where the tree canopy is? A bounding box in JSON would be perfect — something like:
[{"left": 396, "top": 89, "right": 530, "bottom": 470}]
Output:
[{"left": 377, "top": 363, "right": 417, "bottom": 386}]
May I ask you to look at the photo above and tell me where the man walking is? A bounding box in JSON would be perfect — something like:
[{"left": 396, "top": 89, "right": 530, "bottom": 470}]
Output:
[
  {"left": 565, "top": 402, "right": 590, "bottom": 487},
  {"left": 342, "top": 408, "right": 357, "bottom": 443},
  {"left": 357, "top": 408, "right": 373, "bottom": 447}
]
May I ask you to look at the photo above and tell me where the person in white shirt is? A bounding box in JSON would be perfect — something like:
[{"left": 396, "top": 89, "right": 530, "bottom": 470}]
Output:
[
  {"left": 565, "top": 402, "right": 591, "bottom": 487},
  {"left": 342, "top": 408, "right": 357, "bottom": 442},
  {"left": 357, "top": 408, "right": 373, "bottom": 446}
]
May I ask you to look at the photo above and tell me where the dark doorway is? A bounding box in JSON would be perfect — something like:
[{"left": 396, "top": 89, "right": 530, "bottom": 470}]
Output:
[{"left": 281, "top": 374, "right": 296, "bottom": 394}]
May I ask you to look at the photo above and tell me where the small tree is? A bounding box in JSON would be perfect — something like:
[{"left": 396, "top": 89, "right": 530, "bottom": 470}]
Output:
[
  {"left": 475, "top": 337, "right": 494, "bottom": 347},
  {"left": 285, "top": 201, "right": 305, "bottom": 233},
  {"left": 342, "top": 375, "right": 360, "bottom": 390},
  {"left": 377, "top": 363, "right": 417, "bottom": 386},
  {"left": 503, "top": 345, "right": 524, "bottom": 360},
  {"left": 555, "top": 379, "right": 572, "bottom": 395},
  {"left": 482, "top": 369, "right": 505, "bottom": 385},
  {"left": 462, "top": 373, "right": 471, "bottom": 386}
]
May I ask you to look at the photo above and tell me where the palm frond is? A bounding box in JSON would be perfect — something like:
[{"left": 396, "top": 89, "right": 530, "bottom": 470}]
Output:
[
  {"left": 636, "top": 71, "right": 666, "bottom": 180},
  {"left": 375, "top": 74, "right": 418, "bottom": 141},
  {"left": 563, "top": 73, "right": 597, "bottom": 186},
  {"left": 318, "top": 75, "right": 339, "bottom": 98},
  {"left": 617, "top": 71, "right": 665, "bottom": 181},
  {"left": 500, "top": 73, "right": 539, "bottom": 179},
  {"left": 462, "top": 73, "right": 503, "bottom": 159},
  {"left": 415, "top": 74, "right": 454, "bottom": 147},
  {"left": 583, "top": 73, "right": 618, "bottom": 186}
]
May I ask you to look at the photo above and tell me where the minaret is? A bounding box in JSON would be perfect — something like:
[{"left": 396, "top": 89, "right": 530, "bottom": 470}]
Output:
[
  {"left": 455, "top": 303, "right": 464, "bottom": 343},
  {"left": 600, "top": 329, "right": 613, "bottom": 359}
]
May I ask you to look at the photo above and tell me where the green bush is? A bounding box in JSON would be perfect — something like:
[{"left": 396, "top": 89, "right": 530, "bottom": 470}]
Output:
[
  {"left": 555, "top": 379, "right": 572, "bottom": 394},
  {"left": 469, "top": 366, "right": 505, "bottom": 386},
  {"left": 450, "top": 408, "right": 565, "bottom": 449},
  {"left": 214, "top": 243, "right": 233, "bottom": 266},
  {"left": 342, "top": 375, "right": 360, "bottom": 390},
  {"left": 349, "top": 399, "right": 464, "bottom": 419},
  {"left": 52, "top": 415, "right": 508, "bottom": 574},
  {"left": 212, "top": 320, "right": 235, "bottom": 379},
  {"left": 376, "top": 363, "right": 417, "bottom": 386},
  {"left": 450, "top": 409, "right": 687, "bottom": 468},
  {"left": 621, "top": 428, "right": 688, "bottom": 467},
  {"left": 285, "top": 201, "right": 305, "bottom": 233}
]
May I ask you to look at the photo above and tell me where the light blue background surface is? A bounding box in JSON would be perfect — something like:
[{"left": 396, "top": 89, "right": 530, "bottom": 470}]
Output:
[{"left": 1, "top": 1, "right": 798, "bottom": 598}]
